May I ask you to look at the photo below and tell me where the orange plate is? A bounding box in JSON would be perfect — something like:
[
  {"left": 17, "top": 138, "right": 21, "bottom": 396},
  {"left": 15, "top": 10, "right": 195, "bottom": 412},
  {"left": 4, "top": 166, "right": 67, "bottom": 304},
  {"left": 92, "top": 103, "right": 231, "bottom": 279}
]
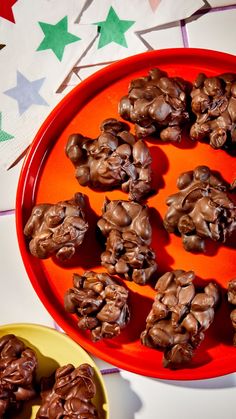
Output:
[{"left": 16, "top": 49, "right": 236, "bottom": 380}]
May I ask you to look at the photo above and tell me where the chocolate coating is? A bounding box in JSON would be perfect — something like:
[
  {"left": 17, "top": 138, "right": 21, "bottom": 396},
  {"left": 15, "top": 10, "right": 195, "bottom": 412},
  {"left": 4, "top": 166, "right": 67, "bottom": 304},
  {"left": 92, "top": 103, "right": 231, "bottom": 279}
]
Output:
[
  {"left": 65, "top": 118, "right": 152, "bottom": 202},
  {"left": 227, "top": 278, "right": 236, "bottom": 346},
  {"left": 97, "top": 198, "right": 157, "bottom": 284},
  {"left": 64, "top": 271, "right": 130, "bottom": 341},
  {"left": 0, "top": 334, "right": 37, "bottom": 417},
  {"left": 36, "top": 363, "right": 98, "bottom": 418},
  {"left": 118, "top": 68, "right": 189, "bottom": 141},
  {"left": 24, "top": 193, "right": 88, "bottom": 260},
  {"left": 163, "top": 165, "right": 236, "bottom": 252},
  {"left": 190, "top": 72, "right": 236, "bottom": 149},
  {"left": 140, "top": 270, "right": 220, "bottom": 369}
]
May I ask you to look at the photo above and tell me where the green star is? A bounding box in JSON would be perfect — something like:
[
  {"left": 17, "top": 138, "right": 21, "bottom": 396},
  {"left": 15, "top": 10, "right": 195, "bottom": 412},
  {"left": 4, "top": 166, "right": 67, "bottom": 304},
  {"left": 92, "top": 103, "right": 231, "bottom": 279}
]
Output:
[
  {"left": 0, "top": 113, "right": 14, "bottom": 143},
  {"left": 94, "top": 7, "right": 135, "bottom": 49},
  {"left": 37, "top": 16, "right": 80, "bottom": 61}
]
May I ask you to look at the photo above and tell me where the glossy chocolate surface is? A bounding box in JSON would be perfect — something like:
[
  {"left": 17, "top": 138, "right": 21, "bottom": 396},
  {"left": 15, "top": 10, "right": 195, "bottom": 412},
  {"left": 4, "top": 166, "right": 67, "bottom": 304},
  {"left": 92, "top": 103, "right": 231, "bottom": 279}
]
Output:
[
  {"left": 97, "top": 198, "right": 157, "bottom": 284},
  {"left": 141, "top": 270, "right": 220, "bottom": 369}
]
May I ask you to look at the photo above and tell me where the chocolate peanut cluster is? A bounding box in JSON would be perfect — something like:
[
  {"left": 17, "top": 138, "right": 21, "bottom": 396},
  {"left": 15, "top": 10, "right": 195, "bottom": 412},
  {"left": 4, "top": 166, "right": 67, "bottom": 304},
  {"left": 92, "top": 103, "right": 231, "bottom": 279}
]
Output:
[
  {"left": 65, "top": 118, "right": 152, "bottom": 202},
  {"left": 0, "top": 334, "right": 38, "bottom": 417},
  {"left": 64, "top": 271, "right": 130, "bottom": 341},
  {"left": 190, "top": 72, "right": 236, "bottom": 149},
  {"left": 163, "top": 165, "right": 236, "bottom": 252},
  {"left": 227, "top": 278, "right": 236, "bottom": 346},
  {"left": 36, "top": 363, "right": 98, "bottom": 418},
  {"left": 24, "top": 193, "right": 88, "bottom": 261},
  {"left": 118, "top": 68, "right": 189, "bottom": 141},
  {"left": 141, "top": 270, "right": 220, "bottom": 369},
  {"left": 97, "top": 198, "right": 157, "bottom": 284}
]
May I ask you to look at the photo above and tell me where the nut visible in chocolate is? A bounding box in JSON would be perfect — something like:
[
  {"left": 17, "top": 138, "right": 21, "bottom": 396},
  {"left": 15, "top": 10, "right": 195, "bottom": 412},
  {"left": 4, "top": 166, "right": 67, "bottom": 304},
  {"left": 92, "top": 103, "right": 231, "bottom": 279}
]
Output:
[
  {"left": 227, "top": 278, "right": 236, "bottom": 346},
  {"left": 65, "top": 118, "right": 152, "bottom": 202},
  {"left": 24, "top": 193, "right": 88, "bottom": 260},
  {"left": 97, "top": 198, "right": 157, "bottom": 284},
  {"left": 163, "top": 165, "right": 236, "bottom": 252},
  {"left": 140, "top": 270, "right": 220, "bottom": 369},
  {"left": 0, "top": 334, "right": 37, "bottom": 417},
  {"left": 36, "top": 363, "right": 98, "bottom": 418},
  {"left": 118, "top": 68, "right": 189, "bottom": 141},
  {"left": 64, "top": 271, "right": 130, "bottom": 341},
  {"left": 190, "top": 72, "right": 236, "bottom": 149}
]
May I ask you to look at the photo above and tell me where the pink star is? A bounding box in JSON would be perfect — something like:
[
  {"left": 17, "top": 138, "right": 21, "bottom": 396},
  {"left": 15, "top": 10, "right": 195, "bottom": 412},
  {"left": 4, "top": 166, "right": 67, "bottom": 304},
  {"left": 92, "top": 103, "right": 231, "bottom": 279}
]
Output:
[{"left": 149, "top": 0, "right": 161, "bottom": 13}]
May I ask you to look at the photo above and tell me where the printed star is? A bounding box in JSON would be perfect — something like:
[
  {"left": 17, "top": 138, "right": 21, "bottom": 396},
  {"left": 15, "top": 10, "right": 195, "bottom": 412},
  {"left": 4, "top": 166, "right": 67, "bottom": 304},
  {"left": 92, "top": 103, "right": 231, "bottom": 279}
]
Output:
[
  {"left": 149, "top": 0, "right": 161, "bottom": 12},
  {"left": 37, "top": 16, "right": 80, "bottom": 61},
  {"left": 0, "top": 113, "right": 14, "bottom": 143},
  {"left": 94, "top": 7, "right": 135, "bottom": 49},
  {"left": 4, "top": 71, "right": 48, "bottom": 115},
  {"left": 0, "top": 0, "right": 17, "bottom": 23}
]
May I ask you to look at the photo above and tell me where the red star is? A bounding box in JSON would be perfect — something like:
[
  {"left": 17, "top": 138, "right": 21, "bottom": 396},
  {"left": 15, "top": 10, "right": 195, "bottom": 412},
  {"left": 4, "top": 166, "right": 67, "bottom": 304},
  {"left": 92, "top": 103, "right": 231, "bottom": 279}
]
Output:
[{"left": 0, "top": 0, "right": 18, "bottom": 23}]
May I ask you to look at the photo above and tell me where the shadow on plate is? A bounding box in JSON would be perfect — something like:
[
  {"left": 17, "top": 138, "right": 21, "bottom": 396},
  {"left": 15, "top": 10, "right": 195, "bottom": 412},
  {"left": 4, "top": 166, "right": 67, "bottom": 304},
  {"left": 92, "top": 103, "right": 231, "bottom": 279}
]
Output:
[
  {"left": 149, "top": 144, "right": 169, "bottom": 193},
  {"left": 149, "top": 206, "right": 174, "bottom": 277}
]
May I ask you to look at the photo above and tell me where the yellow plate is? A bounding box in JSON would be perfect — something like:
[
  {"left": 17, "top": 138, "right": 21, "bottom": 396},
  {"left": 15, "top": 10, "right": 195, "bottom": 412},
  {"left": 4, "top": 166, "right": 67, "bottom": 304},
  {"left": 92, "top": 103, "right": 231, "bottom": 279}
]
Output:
[{"left": 0, "top": 323, "right": 109, "bottom": 419}]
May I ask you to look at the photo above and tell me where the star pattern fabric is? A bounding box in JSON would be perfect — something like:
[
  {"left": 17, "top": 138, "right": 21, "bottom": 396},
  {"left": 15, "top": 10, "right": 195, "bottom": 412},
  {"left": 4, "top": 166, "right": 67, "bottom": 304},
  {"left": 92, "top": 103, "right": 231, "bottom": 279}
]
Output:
[
  {"left": 94, "top": 7, "right": 135, "bottom": 48},
  {"left": 0, "top": 0, "right": 206, "bottom": 170},
  {"left": 37, "top": 16, "right": 81, "bottom": 61},
  {"left": 0, "top": 113, "right": 13, "bottom": 142},
  {"left": 4, "top": 71, "right": 48, "bottom": 115},
  {"left": 0, "top": 0, "right": 17, "bottom": 23}
]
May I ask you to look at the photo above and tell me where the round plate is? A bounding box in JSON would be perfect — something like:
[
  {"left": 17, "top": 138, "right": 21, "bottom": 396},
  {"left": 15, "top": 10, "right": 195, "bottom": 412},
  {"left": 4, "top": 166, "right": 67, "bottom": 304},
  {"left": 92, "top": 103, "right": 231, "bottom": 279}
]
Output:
[
  {"left": 0, "top": 323, "right": 108, "bottom": 418},
  {"left": 16, "top": 48, "right": 236, "bottom": 380}
]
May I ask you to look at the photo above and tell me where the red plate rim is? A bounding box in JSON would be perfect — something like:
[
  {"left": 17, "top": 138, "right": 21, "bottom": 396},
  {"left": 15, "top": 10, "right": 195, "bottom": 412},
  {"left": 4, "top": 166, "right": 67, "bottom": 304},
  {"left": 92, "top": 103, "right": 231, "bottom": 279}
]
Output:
[{"left": 16, "top": 48, "right": 236, "bottom": 380}]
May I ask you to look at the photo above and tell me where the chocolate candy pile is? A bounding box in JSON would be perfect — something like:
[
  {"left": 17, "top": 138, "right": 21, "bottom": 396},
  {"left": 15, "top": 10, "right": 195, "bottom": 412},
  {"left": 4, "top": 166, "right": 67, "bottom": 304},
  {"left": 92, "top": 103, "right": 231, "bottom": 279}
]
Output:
[
  {"left": 24, "top": 193, "right": 88, "bottom": 260},
  {"left": 227, "top": 278, "right": 236, "bottom": 346},
  {"left": 66, "top": 118, "right": 152, "bottom": 202},
  {"left": 64, "top": 271, "right": 130, "bottom": 341},
  {"left": 141, "top": 270, "right": 220, "bottom": 369},
  {"left": 190, "top": 72, "right": 236, "bottom": 149},
  {"left": 163, "top": 165, "right": 236, "bottom": 252},
  {"left": 36, "top": 363, "right": 98, "bottom": 419},
  {"left": 119, "top": 68, "right": 189, "bottom": 141},
  {"left": 0, "top": 334, "right": 100, "bottom": 418},
  {"left": 0, "top": 334, "right": 37, "bottom": 417},
  {"left": 22, "top": 67, "right": 236, "bottom": 371},
  {"left": 97, "top": 198, "right": 157, "bottom": 285}
]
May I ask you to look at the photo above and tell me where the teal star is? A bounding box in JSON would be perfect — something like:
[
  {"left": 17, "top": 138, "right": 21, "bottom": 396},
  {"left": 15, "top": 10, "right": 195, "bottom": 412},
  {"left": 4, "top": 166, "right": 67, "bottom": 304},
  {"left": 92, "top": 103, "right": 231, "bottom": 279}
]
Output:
[
  {"left": 0, "top": 113, "right": 14, "bottom": 143},
  {"left": 94, "top": 7, "right": 135, "bottom": 49},
  {"left": 37, "top": 16, "right": 80, "bottom": 61}
]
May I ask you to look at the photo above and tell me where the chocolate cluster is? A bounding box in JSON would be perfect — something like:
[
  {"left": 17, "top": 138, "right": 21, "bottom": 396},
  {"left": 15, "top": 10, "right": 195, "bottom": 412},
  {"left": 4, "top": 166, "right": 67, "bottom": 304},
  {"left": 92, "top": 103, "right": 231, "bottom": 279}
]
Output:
[
  {"left": 190, "top": 72, "right": 236, "bottom": 149},
  {"left": 24, "top": 193, "right": 88, "bottom": 260},
  {"left": 163, "top": 165, "right": 236, "bottom": 252},
  {"left": 227, "top": 278, "right": 236, "bottom": 346},
  {"left": 64, "top": 271, "right": 130, "bottom": 341},
  {"left": 118, "top": 68, "right": 189, "bottom": 141},
  {"left": 97, "top": 198, "right": 157, "bottom": 284},
  {"left": 0, "top": 334, "right": 37, "bottom": 417},
  {"left": 65, "top": 118, "right": 152, "bottom": 202},
  {"left": 36, "top": 363, "right": 98, "bottom": 418},
  {"left": 141, "top": 270, "right": 220, "bottom": 369}
]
